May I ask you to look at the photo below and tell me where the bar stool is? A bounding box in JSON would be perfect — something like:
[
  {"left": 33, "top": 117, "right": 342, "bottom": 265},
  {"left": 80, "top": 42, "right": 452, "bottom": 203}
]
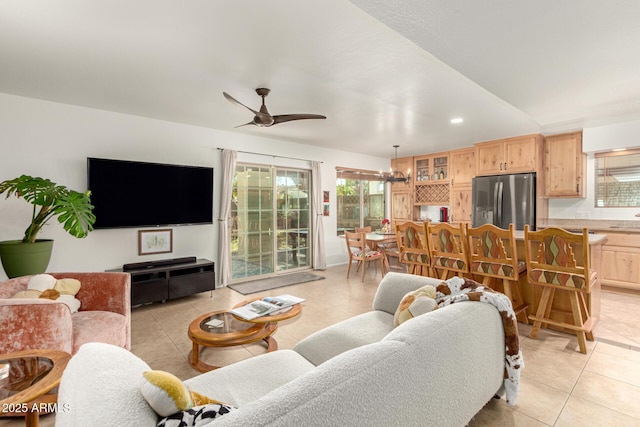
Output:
[
  {"left": 523, "top": 226, "right": 597, "bottom": 354},
  {"left": 425, "top": 222, "right": 470, "bottom": 280},
  {"left": 395, "top": 221, "right": 432, "bottom": 276},
  {"left": 467, "top": 223, "right": 529, "bottom": 323}
]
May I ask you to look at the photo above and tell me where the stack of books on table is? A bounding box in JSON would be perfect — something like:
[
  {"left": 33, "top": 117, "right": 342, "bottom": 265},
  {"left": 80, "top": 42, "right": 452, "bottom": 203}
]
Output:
[{"left": 231, "top": 294, "right": 304, "bottom": 320}]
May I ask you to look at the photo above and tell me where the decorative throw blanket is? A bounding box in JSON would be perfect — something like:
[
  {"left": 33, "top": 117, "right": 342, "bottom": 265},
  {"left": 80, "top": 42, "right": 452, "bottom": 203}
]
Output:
[{"left": 435, "top": 276, "right": 523, "bottom": 406}]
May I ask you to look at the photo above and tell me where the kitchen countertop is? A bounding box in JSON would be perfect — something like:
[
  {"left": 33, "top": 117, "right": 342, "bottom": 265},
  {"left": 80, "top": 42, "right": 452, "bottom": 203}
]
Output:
[
  {"left": 514, "top": 229, "right": 608, "bottom": 245},
  {"left": 539, "top": 218, "right": 640, "bottom": 234}
]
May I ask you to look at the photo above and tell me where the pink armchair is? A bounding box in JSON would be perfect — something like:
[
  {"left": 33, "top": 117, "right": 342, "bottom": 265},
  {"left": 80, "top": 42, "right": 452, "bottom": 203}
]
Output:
[{"left": 0, "top": 272, "right": 131, "bottom": 354}]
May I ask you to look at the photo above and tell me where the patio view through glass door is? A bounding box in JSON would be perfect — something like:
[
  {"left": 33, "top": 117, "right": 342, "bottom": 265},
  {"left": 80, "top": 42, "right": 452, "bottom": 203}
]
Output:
[{"left": 231, "top": 164, "right": 311, "bottom": 281}]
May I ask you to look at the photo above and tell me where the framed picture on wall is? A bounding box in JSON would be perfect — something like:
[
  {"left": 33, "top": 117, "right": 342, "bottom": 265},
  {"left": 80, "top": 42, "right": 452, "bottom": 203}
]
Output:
[{"left": 138, "top": 229, "right": 173, "bottom": 255}]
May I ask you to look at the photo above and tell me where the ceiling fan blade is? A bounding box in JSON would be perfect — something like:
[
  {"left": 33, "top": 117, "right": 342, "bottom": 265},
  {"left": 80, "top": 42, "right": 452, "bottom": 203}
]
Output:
[
  {"left": 272, "top": 114, "right": 327, "bottom": 125},
  {"left": 223, "top": 92, "right": 271, "bottom": 121},
  {"left": 234, "top": 121, "right": 256, "bottom": 128}
]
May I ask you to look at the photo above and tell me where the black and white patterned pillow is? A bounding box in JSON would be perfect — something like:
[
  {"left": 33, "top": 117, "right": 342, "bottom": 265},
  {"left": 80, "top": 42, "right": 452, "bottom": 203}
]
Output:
[{"left": 157, "top": 403, "right": 236, "bottom": 427}]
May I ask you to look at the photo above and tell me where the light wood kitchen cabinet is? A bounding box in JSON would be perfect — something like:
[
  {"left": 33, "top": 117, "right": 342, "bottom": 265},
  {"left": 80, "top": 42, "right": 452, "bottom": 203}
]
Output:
[
  {"left": 601, "top": 232, "right": 640, "bottom": 291},
  {"left": 413, "top": 152, "right": 450, "bottom": 206},
  {"left": 544, "top": 131, "right": 586, "bottom": 198},
  {"left": 450, "top": 184, "right": 472, "bottom": 224},
  {"left": 391, "top": 191, "right": 412, "bottom": 222},
  {"left": 389, "top": 156, "right": 413, "bottom": 222},
  {"left": 476, "top": 134, "right": 542, "bottom": 176},
  {"left": 414, "top": 153, "right": 449, "bottom": 183},
  {"left": 449, "top": 147, "right": 475, "bottom": 224},
  {"left": 449, "top": 147, "right": 476, "bottom": 185}
]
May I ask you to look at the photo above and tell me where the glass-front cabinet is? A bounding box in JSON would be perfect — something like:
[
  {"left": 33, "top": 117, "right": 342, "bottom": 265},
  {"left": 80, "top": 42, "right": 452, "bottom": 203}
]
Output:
[
  {"left": 413, "top": 153, "right": 450, "bottom": 205},
  {"left": 415, "top": 154, "right": 449, "bottom": 182}
]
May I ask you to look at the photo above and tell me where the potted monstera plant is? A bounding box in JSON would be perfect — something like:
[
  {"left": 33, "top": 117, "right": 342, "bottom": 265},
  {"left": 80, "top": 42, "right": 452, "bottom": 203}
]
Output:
[{"left": 0, "top": 175, "right": 96, "bottom": 278}]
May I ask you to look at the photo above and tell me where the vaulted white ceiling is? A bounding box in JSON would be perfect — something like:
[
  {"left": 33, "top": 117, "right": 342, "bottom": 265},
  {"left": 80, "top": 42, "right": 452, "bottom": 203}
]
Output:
[{"left": 1, "top": 0, "right": 638, "bottom": 158}]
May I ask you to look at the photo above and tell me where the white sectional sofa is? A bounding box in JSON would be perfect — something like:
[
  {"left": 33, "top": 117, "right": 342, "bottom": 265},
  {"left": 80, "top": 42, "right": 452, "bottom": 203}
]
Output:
[{"left": 55, "top": 272, "right": 508, "bottom": 426}]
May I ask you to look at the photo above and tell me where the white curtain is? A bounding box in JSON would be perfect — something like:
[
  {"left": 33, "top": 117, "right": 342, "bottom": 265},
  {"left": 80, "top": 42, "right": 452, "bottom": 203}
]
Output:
[
  {"left": 311, "top": 161, "right": 326, "bottom": 269},
  {"left": 218, "top": 149, "right": 237, "bottom": 286}
]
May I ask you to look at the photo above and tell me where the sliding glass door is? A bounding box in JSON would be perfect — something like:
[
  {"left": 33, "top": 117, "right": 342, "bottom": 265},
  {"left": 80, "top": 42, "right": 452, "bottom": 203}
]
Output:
[{"left": 231, "top": 164, "right": 311, "bottom": 281}]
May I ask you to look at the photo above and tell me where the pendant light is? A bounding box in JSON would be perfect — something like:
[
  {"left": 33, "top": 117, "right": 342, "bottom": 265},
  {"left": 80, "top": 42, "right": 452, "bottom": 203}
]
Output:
[{"left": 386, "top": 145, "right": 411, "bottom": 183}]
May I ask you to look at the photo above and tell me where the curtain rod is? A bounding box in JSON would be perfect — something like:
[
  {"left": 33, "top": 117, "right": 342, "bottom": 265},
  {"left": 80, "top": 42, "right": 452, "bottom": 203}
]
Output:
[{"left": 216, "top": 147, "right": 323, "bottom": 163}]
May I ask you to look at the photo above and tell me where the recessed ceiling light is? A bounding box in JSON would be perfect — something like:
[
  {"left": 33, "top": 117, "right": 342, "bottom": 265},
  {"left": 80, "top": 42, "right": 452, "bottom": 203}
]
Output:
[{"left": 450, "top": 117, "right": 463, "bottom": 124}]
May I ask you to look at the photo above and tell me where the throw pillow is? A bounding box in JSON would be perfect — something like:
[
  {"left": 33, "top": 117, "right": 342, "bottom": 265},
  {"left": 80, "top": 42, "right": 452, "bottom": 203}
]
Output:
[
  {"left": 39, "top": 289, "right": 61, "bottom": 300},
  {"left": 28, "top": 274, "right": 57, "bottom": 292},
  {"left": 393, "top": 284, "right": 438, "bottom": 326},
  {"left": 141, "top": 370, "right": 192, "bottom": 417},
  {"left": 156, "top": 403, "right": 236, "bottom": 427},
  {"left": 140, "top": 370, "right": 226, "bottom": 418},
  {"left": 12, "top": 276, "right": 82, "bottom": 313},
  {"left": 54, "top": 278, "right": 82, "bottom": 296}
]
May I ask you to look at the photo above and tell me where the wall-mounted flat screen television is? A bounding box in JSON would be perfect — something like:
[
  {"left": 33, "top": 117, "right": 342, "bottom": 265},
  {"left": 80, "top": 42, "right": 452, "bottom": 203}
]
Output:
[{"left": 87, "top": 157, "right": 214, "bottom": 229}]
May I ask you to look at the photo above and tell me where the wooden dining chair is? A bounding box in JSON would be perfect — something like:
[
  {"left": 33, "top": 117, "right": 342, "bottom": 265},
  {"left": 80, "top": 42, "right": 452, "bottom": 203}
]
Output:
[
  {"left": 523, "top": 226, "right": 597, "bottom": 354},
  {"left": 467, "top": 223, "right": 529, "bottom": 323},
  {"left": 425, "top": 222, "right": 470, "bottom": 280},
  {"left": 344, "top": 231, "right": 387, "bottom": 282},
  {"left": 395, "top": 221, "right": 432, "bottom": 276},
  {"left": 354, "top": 226, "right": 373, "bottom": 259},
  {"left": 361, "top": 225, "right": 401, "bottom": 270}
]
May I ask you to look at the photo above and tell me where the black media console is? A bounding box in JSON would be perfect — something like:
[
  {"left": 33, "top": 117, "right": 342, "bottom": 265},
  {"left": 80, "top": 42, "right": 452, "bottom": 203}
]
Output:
[{"left": 108, "top": 257, "right": 215, "bottom": 305}]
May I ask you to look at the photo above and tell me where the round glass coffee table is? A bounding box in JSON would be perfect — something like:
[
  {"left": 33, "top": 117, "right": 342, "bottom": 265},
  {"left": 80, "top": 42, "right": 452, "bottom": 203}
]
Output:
[
  {"left": 188, "top": 300, "right": 302, "bottom": 373},
  {"left": 0, "top": 349, "right": 71, "bottom": 427}
]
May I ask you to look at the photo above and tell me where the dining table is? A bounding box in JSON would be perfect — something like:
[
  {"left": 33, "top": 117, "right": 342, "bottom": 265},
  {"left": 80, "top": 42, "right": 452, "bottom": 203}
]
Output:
[{"left": 364, "top": 232, "right": 397, "bottom": 251}]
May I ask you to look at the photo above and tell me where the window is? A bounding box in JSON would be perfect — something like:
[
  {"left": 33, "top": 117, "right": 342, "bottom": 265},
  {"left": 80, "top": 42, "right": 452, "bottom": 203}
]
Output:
[
  {"left": 336, "top": 169, "right": 386, "bottom": 234},
  {"left": 595, "top": 149, "right": 640, "bottom": 207}
]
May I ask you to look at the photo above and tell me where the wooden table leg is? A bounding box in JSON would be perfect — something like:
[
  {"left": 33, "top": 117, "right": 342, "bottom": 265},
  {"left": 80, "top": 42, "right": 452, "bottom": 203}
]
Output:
[
  {"left": 264, "top": 336, "right": 278, "bottom": 352},
  {"left": 189, "top": 342, "right": 200, "bottom": 366},
  {"left": 25, "top": 410, "right": 39, "bottom": 427}
]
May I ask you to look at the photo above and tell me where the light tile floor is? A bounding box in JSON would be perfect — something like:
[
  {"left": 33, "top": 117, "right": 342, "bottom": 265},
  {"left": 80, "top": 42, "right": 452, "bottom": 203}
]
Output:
[{"left": 4, "top": 265, "right": 640, "bottom": 426}]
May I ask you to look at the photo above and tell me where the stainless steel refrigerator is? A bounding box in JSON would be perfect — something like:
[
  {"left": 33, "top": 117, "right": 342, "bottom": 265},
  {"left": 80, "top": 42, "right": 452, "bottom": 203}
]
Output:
[{"left": 471, "top": 172, "right": 536, "bottom": 230}]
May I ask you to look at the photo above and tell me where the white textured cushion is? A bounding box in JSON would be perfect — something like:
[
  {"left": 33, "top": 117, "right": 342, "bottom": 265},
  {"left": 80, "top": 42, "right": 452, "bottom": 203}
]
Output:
[
  {"left": 293, "top": 311, "right": 395, "bottom": 365},
  {"left": 184, "top": 349, "right": 314, "bottom": 407},
  {"left": 28, "top": 274, "right": 57, "bottom": 292},
  {"left": 56, "top": 343, "right": 158, "bottom": 427}
]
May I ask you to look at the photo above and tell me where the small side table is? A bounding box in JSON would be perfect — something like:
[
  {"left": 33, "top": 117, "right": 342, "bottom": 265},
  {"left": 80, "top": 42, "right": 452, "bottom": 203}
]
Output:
[{"left": 0, "top": 349, "right": 71, "bottom": 427}]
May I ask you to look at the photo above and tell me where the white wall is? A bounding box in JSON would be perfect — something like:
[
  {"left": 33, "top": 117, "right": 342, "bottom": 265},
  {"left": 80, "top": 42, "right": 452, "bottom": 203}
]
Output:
[
  {"left": 548, "top": 119, "right": 640, "bottom": 220},
  {"left": 0, "top": 93, "right": 389, "bottom": 281}
]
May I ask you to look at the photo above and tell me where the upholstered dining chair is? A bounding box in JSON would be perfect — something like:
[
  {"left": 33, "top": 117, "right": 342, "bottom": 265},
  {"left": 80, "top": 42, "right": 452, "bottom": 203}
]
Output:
[
  {"left": 395, "top": 221, "right": 431, "bottom": 276},
  {"left": 425, "top": 222, "right": 470, "bottom": 280},
  {"left": 467, "top": 223, "right": 529, "bottom": 323},
  {"left": 344, "top": 231, "right": 387, "bottom": 282},
  {"left": 523, "top": 226, "right": 597, "bottom": 354}
]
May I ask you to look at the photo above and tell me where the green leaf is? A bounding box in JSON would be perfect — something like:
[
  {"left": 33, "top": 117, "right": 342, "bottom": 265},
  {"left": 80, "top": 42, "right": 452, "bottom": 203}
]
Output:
[{"left": 0, "top": 175, "right": 95, "bottom": 241}]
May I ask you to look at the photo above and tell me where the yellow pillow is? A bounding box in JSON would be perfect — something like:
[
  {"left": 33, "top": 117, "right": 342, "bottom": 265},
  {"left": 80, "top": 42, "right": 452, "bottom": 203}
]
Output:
[
  {"left": 393, "top": 285, "right": 438, "bottom": 326},
  {"left": 54, "top": 278, "right": 82, "bottom": 296},
  {"left": 140, "top": 370, "right": 224, "bottom": 417},
  {"left": 12, "top": 290, "right": 42, "bottom": 299}
]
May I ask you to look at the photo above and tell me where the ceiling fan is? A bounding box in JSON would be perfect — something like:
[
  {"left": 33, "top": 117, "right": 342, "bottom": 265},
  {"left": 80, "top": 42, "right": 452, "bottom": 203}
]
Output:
[{"left": 223, "top": 88, "right": 326, "bottom": 128}]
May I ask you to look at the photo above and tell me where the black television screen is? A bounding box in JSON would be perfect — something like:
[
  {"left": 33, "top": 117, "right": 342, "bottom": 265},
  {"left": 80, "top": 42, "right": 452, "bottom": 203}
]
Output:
[{"left": 87, "top": 157, "right": 214, "bottom": 229}]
